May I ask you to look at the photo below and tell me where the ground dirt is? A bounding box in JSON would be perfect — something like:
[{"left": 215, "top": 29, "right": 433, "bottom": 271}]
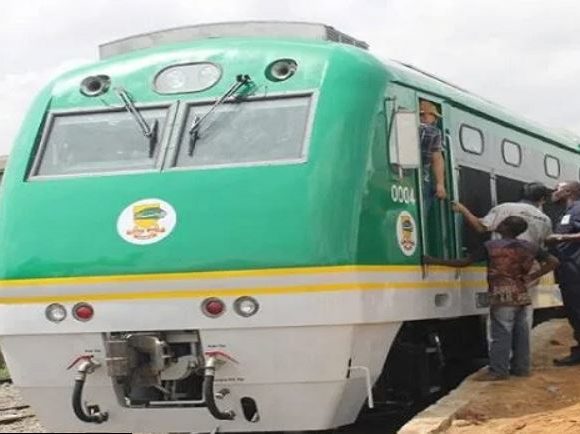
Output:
[{"left": 446, "top": 321, "right": 580, "bottom": 434}]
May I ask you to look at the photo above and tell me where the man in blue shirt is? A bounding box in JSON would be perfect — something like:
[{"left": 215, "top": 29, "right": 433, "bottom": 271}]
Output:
[
  {"left": 419, "top": 100, "right": 447, "bottom": 205},
  {"left": 546, "top": 181, "right": 580, "bottom": 366}
]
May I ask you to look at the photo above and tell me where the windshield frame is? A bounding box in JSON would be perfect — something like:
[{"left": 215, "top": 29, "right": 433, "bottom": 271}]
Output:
[
  {"left": 28, "top": 101, "right": 178, "bottom": 181},
  {"left": 165, "top": 90, "right": 318, "bottom": 172}
]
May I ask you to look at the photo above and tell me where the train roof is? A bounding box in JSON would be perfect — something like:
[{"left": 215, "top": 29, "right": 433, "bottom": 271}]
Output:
[{"left": 99, "top": 21, "right": 369, "bottom": 59}]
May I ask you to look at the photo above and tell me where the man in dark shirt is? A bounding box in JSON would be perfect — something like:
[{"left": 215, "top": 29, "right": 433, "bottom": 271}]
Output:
[
  {"left": 419, "top": 100, "right": 446, "bottom": 205},
  {"left": 546, "top": 181, "right": 580, "bottom": 366},
  {"left": 425, "top": 216, "right": 558, "bottom": 379}
]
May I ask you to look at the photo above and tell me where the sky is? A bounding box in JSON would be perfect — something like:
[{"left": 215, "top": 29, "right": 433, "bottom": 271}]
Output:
[{"left": 2, "top": 0, "right": 580, "bottom": 154}]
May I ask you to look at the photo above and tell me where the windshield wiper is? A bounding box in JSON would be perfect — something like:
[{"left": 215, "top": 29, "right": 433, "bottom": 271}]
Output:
[
  {"left": 188, "top": 74, "right": 252, "bottom": 142},
  {"left": 115, "top": 87, "right": 158, "bottom": 157},
  {"left": 188, "top": 114, "right": 200, "bottom": 156}
]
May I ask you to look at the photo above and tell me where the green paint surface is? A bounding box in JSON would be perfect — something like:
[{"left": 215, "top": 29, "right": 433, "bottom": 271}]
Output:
[{"left": 0, "top": 36, "right": 576, "bottom": 279}]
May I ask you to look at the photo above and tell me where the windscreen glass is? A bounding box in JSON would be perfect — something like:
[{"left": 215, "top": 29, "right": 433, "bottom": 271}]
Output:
[
  {"left": 174, "top": 96, "right": 311, "bottom": 168},
  {"left": 34, "top": 107, "right": 167, "bottom": 177}
]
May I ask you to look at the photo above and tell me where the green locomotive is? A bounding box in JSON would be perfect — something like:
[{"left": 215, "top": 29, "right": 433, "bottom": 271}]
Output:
[{"left": 0, "top": 22, "right": 571, "bottom": 432}]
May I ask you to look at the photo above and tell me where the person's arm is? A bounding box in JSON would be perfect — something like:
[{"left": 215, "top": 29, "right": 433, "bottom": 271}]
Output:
[
  {"left": 431, "top": 150, "right": 447, "bottom": 200},
  {"left": 546, "top": 208, "right": 580, "bottom": 244},
  {"left": 526, "top": 253, "right": 559, "bottom": 282},
  {"left": 546, "top": 233, "right": 580, "bottom": 244},
  {"left": 452, "top": 202, "right": 488, "bottom": 233},
  {"left": 543, "top": 219, "right": 553, "bottom": 240},
  {"left": 423, "top": 246, "right": 483, "bottom": 268}
]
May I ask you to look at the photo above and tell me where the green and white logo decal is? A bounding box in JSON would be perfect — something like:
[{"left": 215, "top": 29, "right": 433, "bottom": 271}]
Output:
[
  {"left": 396, "top": 211, "right": 417, "bottom": 256},
  {"left": 117, "top": 198, "right": 177, "bottom": 245}
]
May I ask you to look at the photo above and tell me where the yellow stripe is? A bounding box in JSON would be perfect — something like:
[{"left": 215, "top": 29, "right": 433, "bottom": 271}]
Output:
[
  {"left": 0, "top": 265, "right": 486, "bottom": 288},
  {"left": 0, "top": 280, "right": 490, "bottom": 305}
]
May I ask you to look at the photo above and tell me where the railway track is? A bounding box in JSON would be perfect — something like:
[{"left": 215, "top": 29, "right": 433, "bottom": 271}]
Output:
[
  {"left": 0, "top": 384, "right": 46, "bottom": 433},
  {"left": 0, "top": 403, "right": 35, "bottom": 433},
  {"left": 0, "top": 405, "right": 32, "bottom": 423}
]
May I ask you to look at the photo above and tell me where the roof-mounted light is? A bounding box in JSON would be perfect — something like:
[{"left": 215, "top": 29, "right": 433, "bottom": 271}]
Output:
[
  {"left": 154, "top": 63, "right": 222, "bottom": 94},
  {"left": 80, "top": 75, "right": 111, "bottom": 97},
  {"left": 266, "top": 59, "right": 297, "bottom": 82}
]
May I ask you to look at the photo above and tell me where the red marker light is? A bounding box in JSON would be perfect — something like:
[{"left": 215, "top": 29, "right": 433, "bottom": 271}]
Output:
[
  {"left": 202, "top": 298, "right": 225, "bottom": 318},
  {"left": 73, "top": 303, "right": 94, "bottom": 322}
]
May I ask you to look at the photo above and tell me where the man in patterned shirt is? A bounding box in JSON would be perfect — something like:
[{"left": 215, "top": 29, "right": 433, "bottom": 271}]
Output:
[
  {"left": 425, "top": 216, "right": 559, "bottom": 380},
  {"left": 419, "top": 100, "right": 447, "bottom": 205}
]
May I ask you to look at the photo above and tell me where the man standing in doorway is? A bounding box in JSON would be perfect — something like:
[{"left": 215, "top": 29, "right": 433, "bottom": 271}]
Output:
[
  {"left": 546, "top": 181, "right": 580, "bottom": 366},
  {"left": 419, "top": 100, "right": 447, "bottom": 205}
]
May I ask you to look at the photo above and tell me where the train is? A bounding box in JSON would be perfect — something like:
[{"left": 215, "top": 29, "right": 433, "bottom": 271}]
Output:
[{"left": 0, "top": 21, "right": 573, "bottom": 433}]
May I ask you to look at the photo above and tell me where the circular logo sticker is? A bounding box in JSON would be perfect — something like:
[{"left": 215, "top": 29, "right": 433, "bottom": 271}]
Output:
[
  {"left": 117, "top": 198, "right": 177, "bottom": 245},
  {"left": 396, "top": 211, "right": 417, "bottom": 256}
]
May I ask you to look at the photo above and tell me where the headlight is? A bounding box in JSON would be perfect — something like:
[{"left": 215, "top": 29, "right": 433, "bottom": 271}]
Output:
[
  {"left": 234, "top": 296, "right": 260, "bottom": 317},
  {"left": 45, "top": 303, "right": 67, "bottom": 323},
  {"left": 154, "top": 63, "right": 222, "bottom": 94}
]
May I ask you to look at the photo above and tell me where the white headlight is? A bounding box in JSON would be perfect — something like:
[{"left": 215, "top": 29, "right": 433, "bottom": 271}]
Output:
[
  {"left": 154, "top": 63, "right": 222, "bottom": 94},
  {"left": 45, "top": 303, "right": 67, "bottom": 323},
  {"left": 234, "top": 296, "right": 259, "bottom": 317}
]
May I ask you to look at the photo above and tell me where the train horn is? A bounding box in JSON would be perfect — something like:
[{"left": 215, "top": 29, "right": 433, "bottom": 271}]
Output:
[{"left": 80, "top": 75, "right": 111, "bottom": 97}]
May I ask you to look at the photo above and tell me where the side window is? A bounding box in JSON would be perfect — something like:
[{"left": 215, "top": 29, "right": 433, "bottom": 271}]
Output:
[
  {"left": 496, "top": 176, "right": 524, "bottom": 204},
  {"left": 501, "top": 140, "right": 522, "bottom": 167},
  {"left": 459, "top": 125, "right": 484, "bottom": 155},
  {"left": 459, "top": 166, "right": 492, "bottom": 253},
  {"left": 544, "top": 155, "right": 560, "bottom": 179}
]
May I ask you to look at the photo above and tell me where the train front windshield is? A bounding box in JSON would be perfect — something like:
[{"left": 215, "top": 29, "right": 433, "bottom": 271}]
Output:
[
  {"left": 33, "top": 107, "right": 169, "bottom": 176},
  {"left": 175, "top": 95, "right": 311, "bottom": 168},
  {"left": 30, "top": 94, "right": 312, "bottom": 179}
]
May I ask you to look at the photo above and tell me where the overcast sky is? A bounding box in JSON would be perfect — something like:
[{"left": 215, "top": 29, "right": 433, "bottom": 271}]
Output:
[{"left": 2, "top": 0, "right": 580, "bottom": 155}]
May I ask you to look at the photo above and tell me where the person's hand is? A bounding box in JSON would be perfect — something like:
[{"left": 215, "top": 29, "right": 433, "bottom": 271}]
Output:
[
  {"left": 545, "top": 234, "right": 564, "bottom": 245},
  {"left": 435, "top": 183, "right": 447, "bottom": 200},
  {"left": 451, "top": 201, "right": 466, "bottom": 214}
]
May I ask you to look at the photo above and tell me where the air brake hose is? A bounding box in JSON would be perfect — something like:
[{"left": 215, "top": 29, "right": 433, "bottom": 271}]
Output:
[
  {"left": 203, "top": 357, "right": 235, "bottom": 420},
  {"left": 72, "top": 360, "right": 108, "bottom": 424}
]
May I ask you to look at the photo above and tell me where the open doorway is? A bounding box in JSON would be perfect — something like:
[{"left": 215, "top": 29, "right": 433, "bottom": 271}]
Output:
[{"left": 418, "top": 98, "right": 456, "bottom": 258}]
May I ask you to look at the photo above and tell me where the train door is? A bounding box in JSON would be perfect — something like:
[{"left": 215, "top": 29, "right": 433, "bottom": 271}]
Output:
[
  {"left": 384, "top": 86, "right": 458, "bottom": 262},
  {"left": 417, "top": 95, "right": 459, "bottom": 260}
]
